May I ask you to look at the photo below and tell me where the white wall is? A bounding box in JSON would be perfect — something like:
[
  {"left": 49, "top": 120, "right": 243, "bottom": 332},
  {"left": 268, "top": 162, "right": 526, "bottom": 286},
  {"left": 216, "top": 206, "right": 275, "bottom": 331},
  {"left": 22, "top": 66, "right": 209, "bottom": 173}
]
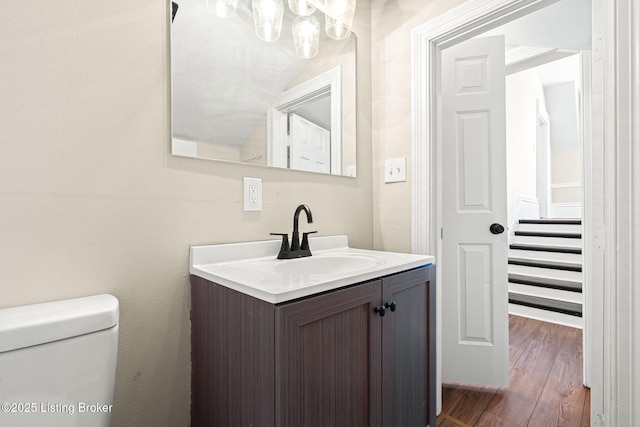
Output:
[
  {"left": 545, "top": 81, "right": 582, "bottom": 203},
  {"left": 370, "top": 0, "right": 467, "bottom": 252},
  {"left": 505, "top": 69, "right": 546, "bottom": 216},
  {"left": 551, "top": 149, "right": 582, "bottom": 203},
  {"left": 546, "top": 81, "right": 580, "bottom": 151},
  {"left": 0, "top": 2, "right": 372, "bottom": 426}
]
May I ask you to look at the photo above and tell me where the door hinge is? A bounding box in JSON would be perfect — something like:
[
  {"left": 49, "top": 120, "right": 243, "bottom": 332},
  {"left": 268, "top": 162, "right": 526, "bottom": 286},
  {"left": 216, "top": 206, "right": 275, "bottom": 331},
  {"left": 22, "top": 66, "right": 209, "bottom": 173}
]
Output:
[
  {"left": 440, "top": 228, "right": 443, "bottom": 239},
  {"left": 286, "top": 112, "right": 291, "bottom": 136}
]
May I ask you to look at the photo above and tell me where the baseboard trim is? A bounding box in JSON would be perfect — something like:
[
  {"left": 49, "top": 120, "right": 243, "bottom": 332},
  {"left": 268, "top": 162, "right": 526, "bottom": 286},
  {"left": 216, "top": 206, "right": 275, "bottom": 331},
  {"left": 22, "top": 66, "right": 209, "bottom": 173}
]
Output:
[{"left": 509, "top": 305, "right": 583, "bottom": 329}]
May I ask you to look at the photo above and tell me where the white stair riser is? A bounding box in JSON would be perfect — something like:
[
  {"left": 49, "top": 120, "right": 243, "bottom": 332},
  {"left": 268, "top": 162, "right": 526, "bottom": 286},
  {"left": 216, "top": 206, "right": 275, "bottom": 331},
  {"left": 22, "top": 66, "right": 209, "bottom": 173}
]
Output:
[
  {"left": 513, "top": 235, "right": 583, "bottom": 247},
  {"left": 517, "top": 223, "right": 582, "bottom": 233},
  {"left": 508, "top": 264, "right": 583, "bottom": 282},
  {"left": 509, "top": 218, "right": 584, "bottom": 328},
  {"left": 508, "top": 249, "right": 583, "bottom": 264},
  {"left": 509, "top": 304, "right": 583, "bottom": 328},
  {"left": 508, "top": 283, "right": 583, "bottom": 304}
]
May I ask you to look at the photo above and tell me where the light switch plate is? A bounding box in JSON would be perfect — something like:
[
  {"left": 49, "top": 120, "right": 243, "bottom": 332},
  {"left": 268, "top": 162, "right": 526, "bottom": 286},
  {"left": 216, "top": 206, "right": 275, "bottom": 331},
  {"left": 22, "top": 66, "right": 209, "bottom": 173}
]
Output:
[
  {"left": 385, "top": 157, "right": 406, "bottom": 183},
  {"left": 243, "top": 177, "right": 262, "bottom": 211}
]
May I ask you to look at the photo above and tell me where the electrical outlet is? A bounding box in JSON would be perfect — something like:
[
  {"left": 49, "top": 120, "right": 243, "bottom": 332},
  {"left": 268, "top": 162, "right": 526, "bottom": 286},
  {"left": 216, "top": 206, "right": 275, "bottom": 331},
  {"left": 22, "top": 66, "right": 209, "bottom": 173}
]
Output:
[
  {"left": 243, "top": 177, "right": 262, "bottom": 211},
  {"left": 385, "top": 157, "right": 407, "bottom": 183}
]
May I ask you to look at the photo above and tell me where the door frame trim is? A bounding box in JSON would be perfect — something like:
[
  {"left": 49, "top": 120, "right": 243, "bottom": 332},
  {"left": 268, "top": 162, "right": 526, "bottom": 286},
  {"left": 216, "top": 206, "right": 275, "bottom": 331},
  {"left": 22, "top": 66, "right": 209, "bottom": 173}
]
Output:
[{"left": 409, "top": 0, "right": 606, "bottom": 421}]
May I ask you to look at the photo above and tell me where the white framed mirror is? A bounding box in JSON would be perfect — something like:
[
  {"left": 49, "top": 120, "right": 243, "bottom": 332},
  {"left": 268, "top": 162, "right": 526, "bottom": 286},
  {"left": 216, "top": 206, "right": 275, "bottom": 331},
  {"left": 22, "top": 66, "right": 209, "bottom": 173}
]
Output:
[{"left": 170, "top": 0, "right": 357, "bottom": 177}]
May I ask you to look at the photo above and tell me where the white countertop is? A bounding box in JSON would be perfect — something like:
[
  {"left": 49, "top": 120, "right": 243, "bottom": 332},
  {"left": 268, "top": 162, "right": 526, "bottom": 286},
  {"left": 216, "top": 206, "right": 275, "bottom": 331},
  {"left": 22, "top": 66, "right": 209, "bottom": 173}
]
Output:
[{"left": 190, "top": 235, "right": 435, "bottom": 303}]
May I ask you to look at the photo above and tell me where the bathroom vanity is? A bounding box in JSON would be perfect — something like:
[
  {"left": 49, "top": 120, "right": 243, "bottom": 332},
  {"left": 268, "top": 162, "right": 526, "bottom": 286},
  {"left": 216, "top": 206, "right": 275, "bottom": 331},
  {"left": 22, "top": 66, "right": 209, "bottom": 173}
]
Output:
[{"left": 189, "top": 236, "right": 435, "bottom": 427}]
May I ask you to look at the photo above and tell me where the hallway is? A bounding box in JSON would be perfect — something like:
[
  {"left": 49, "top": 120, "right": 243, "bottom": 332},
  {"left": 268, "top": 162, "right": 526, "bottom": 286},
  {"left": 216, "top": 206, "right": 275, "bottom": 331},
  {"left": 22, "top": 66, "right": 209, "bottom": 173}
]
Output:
[{"left": 437, "top": 315, "right": 589, "bottom": 426}]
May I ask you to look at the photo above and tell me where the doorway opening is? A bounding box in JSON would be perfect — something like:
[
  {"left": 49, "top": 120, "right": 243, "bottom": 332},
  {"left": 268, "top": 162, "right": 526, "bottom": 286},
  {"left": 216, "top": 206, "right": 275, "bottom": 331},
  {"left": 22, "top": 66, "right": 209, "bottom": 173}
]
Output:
[
  {"left": 410, "top": 0, "right": 598, "bottom": 420},
  {"left": 437, "top": 51, "right": 590, "bottom": 425},
  {"left": 503, "top": 53, "right": 586, "bottom": 329}
]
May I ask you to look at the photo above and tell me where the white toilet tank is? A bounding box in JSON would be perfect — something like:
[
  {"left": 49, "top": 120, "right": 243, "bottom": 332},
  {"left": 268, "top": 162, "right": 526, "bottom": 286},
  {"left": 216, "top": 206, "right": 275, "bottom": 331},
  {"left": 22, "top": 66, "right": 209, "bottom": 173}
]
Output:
[{"left": 0, "top": 294, "right": 119, "bottom": 427}]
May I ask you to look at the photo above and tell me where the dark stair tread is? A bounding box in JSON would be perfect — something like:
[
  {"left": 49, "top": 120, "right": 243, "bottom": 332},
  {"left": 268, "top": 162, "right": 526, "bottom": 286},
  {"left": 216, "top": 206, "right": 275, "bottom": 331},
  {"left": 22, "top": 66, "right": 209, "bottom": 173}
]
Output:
[
  {"left": 508, "top": 273, "right": 582, "bottom": 292},
  {"left": 519, "top": 219, "right": 582, "bottom": 225},
  {"left": 508, "top": 257, "right": 582, "bottom": 272},
  {"left": 515, "top": 231, "right": 582, "bottom": 239},
  {"left": 510, "top": 244, "right": 582, "bottom": 254},
  {"left": 509, "top": 293, "right": 583, "bottom": 317}
]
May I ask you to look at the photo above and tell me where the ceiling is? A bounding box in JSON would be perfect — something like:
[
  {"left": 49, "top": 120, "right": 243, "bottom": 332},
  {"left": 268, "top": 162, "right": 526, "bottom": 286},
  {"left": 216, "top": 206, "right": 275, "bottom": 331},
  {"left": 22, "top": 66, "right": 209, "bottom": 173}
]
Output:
[
  {"left": 534, "top": 54, "right": 581, "bottom": 87},
  {"left": 172, "top": 0, "right": 314, "bottom": 146},
  {"left": 483, "top": 0, "right": 591, "bottom": 87},
  {"left": 484, "top": 0, "right": 592, "bottom": 51}
]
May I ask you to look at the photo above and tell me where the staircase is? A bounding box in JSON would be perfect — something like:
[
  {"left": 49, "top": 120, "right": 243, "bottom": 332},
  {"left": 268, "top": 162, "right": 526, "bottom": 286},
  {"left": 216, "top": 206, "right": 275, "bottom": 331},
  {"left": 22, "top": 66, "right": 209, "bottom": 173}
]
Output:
[{"left": 508, "top": 218, "right": 583, "bottom": 328}]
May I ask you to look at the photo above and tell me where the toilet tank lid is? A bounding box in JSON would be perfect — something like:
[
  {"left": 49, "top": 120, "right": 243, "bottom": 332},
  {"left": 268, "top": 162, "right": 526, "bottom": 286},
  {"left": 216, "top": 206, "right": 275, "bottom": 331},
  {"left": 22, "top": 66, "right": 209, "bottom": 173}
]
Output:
[{"left": 0, "top": 294, "right": 119, "bottom": 353}]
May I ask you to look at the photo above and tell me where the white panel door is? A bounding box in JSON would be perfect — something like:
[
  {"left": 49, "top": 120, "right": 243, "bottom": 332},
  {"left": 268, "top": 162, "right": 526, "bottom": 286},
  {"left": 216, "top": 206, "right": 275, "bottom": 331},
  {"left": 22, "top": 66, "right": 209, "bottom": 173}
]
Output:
[
  {"left": 441, "top": 35, "right": 509, "bottom": 386},
  {"left": 289, "top": 113, "right": 330, "bottom": 174}
]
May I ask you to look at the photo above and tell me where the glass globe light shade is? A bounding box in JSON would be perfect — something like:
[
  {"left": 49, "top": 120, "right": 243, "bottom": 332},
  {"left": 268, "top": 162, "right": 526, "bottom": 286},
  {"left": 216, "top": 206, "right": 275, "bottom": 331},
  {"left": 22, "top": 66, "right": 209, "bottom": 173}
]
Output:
[
  {"left": 288, "top": 0, "right": 316, "bottom": 16},
  {"left": 292, "top": 15, "right": 320, "bottom": 58},
  {"left": 252, "top": 0, "right": 285, "bottom": 41}
]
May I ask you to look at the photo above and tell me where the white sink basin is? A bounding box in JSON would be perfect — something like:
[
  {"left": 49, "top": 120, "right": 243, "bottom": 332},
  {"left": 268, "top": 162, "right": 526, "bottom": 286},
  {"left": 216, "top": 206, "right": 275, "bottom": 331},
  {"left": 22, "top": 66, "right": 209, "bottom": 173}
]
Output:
[
  {"left": 190, "top": 235, "right": 434, "bottom": 303},
  {"left": 273, "top": 253, "right": 385, "bottom": 276}
]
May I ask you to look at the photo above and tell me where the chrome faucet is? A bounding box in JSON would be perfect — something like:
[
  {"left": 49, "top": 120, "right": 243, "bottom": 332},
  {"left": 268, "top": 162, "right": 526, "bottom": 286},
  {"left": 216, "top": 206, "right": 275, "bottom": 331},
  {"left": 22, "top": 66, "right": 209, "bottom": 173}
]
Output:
[{"left": 271, "top": 204, "right": 317, "bottom": 259}]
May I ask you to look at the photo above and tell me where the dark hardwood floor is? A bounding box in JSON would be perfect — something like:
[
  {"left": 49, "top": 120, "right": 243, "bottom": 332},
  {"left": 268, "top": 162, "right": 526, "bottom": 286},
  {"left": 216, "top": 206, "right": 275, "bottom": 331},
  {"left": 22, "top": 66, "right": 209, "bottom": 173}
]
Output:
[{"left": 437, "top": 315, "right": 590, "bottom": 427}]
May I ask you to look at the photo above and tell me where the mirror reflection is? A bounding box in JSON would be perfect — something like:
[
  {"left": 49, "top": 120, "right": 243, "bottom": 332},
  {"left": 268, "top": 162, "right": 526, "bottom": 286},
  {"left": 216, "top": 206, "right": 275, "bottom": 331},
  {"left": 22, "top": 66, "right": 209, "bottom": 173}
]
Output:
[{"left": 171, "top": 0, "right": 357, "bottom": 176}]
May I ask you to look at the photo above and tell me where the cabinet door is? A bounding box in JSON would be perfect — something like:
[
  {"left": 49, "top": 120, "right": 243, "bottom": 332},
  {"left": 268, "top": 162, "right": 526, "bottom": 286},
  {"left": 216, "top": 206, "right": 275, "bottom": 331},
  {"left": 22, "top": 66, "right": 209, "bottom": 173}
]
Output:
[
  {"left": 381, "top": 266, "right": 436, "bottom": 427},
  {"left": 276, "top": 280, "right": 382, "bottom": 427},
  {"left": 190, "top": 276, "right": 276, "bottom": 427}
]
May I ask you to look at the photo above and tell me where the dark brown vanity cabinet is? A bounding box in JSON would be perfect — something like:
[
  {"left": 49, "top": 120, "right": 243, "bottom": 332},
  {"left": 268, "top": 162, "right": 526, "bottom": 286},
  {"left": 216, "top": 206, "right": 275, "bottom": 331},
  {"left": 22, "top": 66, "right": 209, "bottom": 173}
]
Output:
[{"left": 190, "top": 265, "right": 435, "bottom": 427}]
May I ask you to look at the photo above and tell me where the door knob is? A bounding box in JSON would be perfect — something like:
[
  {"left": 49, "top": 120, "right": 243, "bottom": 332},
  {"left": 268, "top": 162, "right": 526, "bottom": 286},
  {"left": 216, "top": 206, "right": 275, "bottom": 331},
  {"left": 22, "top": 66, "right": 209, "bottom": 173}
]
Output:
[{"left": 490, "top": 223, "right": 505, "bottom": 234}]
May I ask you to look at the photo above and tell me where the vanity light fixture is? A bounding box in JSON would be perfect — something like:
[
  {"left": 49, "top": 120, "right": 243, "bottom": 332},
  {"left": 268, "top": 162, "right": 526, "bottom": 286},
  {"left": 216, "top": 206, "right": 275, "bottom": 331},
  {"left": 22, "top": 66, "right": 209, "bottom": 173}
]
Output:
[
  {"left": 292, "top": 15, "right": 320, "bottom": 58},
  {"left": 207, "top": 0, "right": 238, "bottom": 17},
  {"left": 252, "top": 0, "right": 285, "bottom": 41},
  {"left": 288, "top": 0, "right": 316, "bottom": 16},
  {"left": 324, "top": 10, "right": 353, "bottom": 40},
  {"left": 212, "top": 0, "right": 355, "bottom": 57},
  {"left": 310, "top": 0, "right": 356, "bottom": 40}
]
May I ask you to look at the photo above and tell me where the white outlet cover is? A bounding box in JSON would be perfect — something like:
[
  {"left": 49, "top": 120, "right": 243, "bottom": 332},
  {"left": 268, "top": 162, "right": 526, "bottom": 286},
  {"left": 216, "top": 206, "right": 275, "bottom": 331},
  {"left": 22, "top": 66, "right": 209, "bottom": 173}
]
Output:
[{"left": 243, "top": 177, "right": 262, "bottom": 211}]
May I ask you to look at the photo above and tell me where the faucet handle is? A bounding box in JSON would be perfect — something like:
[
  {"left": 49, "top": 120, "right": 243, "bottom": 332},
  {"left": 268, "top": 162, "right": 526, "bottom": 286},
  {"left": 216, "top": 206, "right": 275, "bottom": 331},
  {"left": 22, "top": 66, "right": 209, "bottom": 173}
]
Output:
[
  {"left": 300, "top": 231, "right": 318, "bottom": 251},
  {"left": 270, "top": 233, "right": 290, "bottom": 257}
]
